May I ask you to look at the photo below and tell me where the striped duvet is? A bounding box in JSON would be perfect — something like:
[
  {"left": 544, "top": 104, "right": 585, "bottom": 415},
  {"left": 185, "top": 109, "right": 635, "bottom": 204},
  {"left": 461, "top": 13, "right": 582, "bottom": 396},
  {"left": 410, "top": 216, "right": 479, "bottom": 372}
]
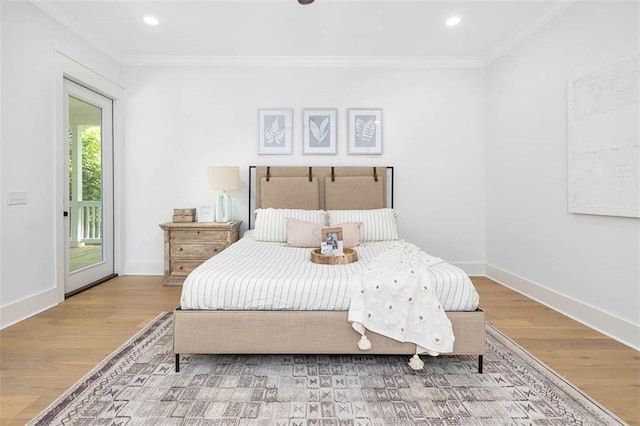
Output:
[{"left": 180, "top": 233, "right": 479, "bottom": 312}]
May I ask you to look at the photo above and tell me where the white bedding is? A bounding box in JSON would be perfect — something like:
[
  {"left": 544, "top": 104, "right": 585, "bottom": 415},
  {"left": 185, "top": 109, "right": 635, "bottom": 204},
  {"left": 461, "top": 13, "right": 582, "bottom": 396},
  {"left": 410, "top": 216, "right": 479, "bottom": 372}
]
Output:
[{"left": 180, "top": 232, "right": 479, "bottom": 312}]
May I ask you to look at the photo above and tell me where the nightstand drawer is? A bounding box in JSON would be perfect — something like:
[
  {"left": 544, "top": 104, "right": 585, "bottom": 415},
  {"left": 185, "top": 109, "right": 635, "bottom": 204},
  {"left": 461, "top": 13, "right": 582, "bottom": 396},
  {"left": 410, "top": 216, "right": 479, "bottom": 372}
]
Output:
[
  {"left": 171, "top": 260, "right": 202, "bottom": 277},
  {"left": 171, "top": 242, "right": 228, "bottom": 258},
  {"left": 171, "top": 229, "right": 231, "bottom": 242}
]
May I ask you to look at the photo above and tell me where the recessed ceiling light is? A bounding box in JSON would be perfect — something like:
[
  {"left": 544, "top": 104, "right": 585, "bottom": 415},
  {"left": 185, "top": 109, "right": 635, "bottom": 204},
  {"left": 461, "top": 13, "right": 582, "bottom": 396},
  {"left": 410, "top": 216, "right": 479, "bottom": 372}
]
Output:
[
  {"left": 143, "top": 16, "right": 159, "bottom": 26},
  {"left": 445, "top": 16, "right": 462, "bottom": 27}
]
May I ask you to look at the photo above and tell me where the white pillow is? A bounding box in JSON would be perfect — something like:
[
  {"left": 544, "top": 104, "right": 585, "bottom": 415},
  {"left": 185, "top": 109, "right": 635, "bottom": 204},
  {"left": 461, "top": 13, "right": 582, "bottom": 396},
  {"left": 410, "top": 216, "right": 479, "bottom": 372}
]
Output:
[
  {"left": 254, "top": 208, "right": 327, "bottom": 242},
  {"left": 328, "top": 208, "right": 399, "bottom": 242}
]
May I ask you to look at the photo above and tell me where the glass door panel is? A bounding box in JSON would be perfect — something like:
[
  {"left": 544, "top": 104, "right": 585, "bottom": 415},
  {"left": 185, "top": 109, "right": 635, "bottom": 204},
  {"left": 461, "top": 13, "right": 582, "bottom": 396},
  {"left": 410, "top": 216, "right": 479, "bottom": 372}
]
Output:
[{"left": 68, "top": 96, "right": 103, "bottom": 272}]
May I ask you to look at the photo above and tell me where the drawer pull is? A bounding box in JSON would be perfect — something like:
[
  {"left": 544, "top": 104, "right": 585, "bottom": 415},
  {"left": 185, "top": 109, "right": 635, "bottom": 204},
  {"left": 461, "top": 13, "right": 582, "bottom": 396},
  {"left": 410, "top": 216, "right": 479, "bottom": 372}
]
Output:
[
  {"left": 179, "top": 248, "right": 183, "bottom": 251},
  {"left": 179, "top": 266, "right": 183, "bottom": 270}
]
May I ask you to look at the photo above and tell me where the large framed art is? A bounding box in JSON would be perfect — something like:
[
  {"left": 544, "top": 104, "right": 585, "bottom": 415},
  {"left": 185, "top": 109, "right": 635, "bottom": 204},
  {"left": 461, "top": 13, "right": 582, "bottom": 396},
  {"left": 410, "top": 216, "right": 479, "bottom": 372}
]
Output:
[
  {"left": 258, "top": 108, "right": 293, "bottom": 155},
  {"left": 303, "top": 108, "right": 337, "bottom": 155},
  {"left": 348, "top": 108, "right": 382, "bottom": 155}
]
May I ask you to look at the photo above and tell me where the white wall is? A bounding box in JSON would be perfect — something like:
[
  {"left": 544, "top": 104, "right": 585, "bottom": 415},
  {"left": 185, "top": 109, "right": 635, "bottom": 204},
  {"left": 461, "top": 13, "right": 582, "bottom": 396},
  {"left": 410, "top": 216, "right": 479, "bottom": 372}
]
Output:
[
  {"left": 485, "top": 1, "right": 640, "bottom": 348},
  {"left": 122, "top": 65, "right": 486, "bottom": 275},
  {"left": 0, "top": 0, "right": 122, "bottom": 327}
]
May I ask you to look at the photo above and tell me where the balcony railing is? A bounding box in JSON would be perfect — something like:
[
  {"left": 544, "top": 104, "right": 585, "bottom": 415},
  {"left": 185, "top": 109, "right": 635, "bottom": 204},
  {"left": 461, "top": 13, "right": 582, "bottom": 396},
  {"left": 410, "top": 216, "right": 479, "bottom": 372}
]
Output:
[{"left": 70, "top": 201, "right": 102, "bottom": 245}]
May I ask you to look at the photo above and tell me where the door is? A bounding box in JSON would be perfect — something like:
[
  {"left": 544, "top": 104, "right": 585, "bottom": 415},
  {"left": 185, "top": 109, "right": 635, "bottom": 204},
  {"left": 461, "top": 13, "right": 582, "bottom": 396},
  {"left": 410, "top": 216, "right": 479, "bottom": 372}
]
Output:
[{"left": 63, "top": 78, "right": 115, "bottom": 295}]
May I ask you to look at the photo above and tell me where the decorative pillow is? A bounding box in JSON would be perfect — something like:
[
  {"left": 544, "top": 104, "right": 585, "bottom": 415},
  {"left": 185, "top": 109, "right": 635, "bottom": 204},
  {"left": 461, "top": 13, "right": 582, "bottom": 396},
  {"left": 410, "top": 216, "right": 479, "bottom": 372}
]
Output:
[
  {"left": 328, "top": 209, "right": 399, "bottom": 242},
  {"left": 285, "top": 218, "right": 323, "bottom": 248},
  {"left": 331, "top": 222, "right": 362, "bottom": 248},
  {"left": 254, "top": 208, "right": 327, "bottom": 242}
]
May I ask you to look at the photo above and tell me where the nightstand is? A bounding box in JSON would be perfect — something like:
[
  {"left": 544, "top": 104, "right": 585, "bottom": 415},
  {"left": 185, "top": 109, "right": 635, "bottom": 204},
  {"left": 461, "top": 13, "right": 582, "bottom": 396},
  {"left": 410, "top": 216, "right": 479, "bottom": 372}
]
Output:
[{"left": 159, "top": 221, "right": 242, "bottom": 285}]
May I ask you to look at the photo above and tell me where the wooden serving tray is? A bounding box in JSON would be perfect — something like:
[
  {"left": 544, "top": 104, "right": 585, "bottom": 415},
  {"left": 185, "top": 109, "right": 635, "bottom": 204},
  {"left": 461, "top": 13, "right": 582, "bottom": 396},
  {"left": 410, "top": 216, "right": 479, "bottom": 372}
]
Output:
[{"left": 310, "top": 248, "right": 358, "bottom": 265}]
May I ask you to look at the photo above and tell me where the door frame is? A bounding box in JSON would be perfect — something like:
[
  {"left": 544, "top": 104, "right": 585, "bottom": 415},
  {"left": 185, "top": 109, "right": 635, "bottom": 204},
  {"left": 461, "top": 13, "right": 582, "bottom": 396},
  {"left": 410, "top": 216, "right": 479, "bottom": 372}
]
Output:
[
  {"left": 54, "top": 52, "right": 124, "bottom": 302},
  {"left": 64, "top": 79, "right": 115, "bottom": 294}
]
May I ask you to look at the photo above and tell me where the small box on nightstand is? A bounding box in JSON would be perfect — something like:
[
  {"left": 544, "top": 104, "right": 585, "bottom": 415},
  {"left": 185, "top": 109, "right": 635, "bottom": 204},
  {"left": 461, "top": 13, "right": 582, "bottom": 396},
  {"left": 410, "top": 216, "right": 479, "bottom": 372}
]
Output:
[{"left": 173, "top": 208, "right": 196, "bottom": 222}]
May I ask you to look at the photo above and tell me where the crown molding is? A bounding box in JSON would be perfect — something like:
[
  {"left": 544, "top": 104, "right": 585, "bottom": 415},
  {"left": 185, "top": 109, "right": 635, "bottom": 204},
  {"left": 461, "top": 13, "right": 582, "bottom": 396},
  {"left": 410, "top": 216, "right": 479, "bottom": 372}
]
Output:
[
  {"left": 485, "top": 0, "right": 577, "bottom": 65},
  {"left": 30, "top": 0, "right": 576, "bottom": 70},
  {"left": 122, "top": 55, "right": 485, "bottom": 68},
  {"left": 29, "top": 0, "right": 123, "bottom": 63}
]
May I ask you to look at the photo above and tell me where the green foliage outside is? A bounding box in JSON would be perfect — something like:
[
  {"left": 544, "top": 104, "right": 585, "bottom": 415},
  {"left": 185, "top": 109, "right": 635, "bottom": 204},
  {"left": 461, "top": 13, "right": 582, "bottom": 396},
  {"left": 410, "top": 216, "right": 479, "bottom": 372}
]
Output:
[
  {"left": 81, "top": 127, "right": 102, "bottom": 201},
  {"left": 69, "top": 126, "right": 102, "bottom": 201}
]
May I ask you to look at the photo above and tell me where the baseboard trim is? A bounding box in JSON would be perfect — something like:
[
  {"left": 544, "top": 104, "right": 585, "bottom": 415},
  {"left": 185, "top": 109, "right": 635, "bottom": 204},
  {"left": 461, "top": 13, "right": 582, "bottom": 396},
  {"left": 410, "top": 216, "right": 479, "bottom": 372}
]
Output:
[
  {"left": 122, "top": 261, "right": 164, "bottom": 276},
  {"left": 0, "top": 287, "right": 60, "bottom": 330},
  {"left": 485, "top": 264, "right": 640, "bottom": 351},
  {"left": 452, "top": 262, "right": 486, "bottom": 277}
]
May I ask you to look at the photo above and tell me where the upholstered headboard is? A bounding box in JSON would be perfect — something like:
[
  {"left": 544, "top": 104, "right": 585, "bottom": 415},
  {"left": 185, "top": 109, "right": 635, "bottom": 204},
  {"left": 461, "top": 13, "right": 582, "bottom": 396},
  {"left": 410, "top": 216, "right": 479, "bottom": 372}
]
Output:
[{"left": 248, "top": 166, "right": 393, "bottom": 228}]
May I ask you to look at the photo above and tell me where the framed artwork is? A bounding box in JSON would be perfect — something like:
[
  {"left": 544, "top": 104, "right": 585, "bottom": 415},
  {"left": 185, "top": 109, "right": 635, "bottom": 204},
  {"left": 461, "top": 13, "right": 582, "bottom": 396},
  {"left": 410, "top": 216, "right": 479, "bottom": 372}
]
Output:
[
  {"left": 258, "top": 108, "right": 293, "bottom": 155},
  {"left": 321, "top": 226, "right": 344, "bottom": 256},
  {"left": 196, "top": 203, "right": 214, "bottom": 223},
  {"left": 348, "top": 108, "right": 382, "bottom": 155},
  {"left": 303, "top": 108, "right": 337, "bottom": 155}
]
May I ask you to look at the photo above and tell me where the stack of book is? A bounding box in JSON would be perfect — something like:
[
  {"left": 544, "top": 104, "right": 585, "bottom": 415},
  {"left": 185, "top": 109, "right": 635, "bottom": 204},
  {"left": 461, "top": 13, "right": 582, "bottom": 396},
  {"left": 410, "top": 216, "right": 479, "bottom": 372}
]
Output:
[{"left": 173, "top": 208, "right": 196, "bottom": 223}]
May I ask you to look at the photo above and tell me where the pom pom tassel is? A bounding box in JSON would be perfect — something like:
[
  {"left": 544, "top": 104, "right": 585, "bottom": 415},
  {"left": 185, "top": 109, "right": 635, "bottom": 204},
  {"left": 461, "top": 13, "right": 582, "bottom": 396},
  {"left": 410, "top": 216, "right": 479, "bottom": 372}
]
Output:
[
  {"left": 357, "top": 335, "right": 372, "bottom": 351},
  {"left": 409, "top": 354, "right": 425, "bottom": 370}
]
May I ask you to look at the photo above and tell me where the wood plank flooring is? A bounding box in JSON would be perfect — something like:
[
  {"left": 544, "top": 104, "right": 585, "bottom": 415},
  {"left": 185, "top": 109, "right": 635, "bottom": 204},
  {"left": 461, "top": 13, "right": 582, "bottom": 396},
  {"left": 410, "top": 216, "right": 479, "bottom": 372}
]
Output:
[{"left": 0, "top": 275, "right": 638, "bottom": 425}]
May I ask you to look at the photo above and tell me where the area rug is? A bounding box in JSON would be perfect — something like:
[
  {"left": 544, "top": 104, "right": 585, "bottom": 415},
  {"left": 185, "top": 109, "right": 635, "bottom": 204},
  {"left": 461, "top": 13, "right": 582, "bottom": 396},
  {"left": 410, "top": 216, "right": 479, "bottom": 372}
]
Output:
[{"left": 29, "top": 312, "right": 626, "bottom": 426}]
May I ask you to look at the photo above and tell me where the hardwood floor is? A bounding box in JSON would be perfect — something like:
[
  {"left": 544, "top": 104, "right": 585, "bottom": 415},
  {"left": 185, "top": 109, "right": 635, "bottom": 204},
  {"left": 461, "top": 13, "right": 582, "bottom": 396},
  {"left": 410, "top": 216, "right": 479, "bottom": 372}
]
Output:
[{"left": 0, "top": 275, "right": 638, "bottom": 425}]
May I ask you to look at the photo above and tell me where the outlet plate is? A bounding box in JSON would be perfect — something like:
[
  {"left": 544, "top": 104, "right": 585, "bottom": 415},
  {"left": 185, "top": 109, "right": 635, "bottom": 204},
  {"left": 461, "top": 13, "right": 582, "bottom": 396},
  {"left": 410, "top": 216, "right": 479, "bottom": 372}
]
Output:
[{"left": 7, "top": 190, "right": 28, "bottom": 205}]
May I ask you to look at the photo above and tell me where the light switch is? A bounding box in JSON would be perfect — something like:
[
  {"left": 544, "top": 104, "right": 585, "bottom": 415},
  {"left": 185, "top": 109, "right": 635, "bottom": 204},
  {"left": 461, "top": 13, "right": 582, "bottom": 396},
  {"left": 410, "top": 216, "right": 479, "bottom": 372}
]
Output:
[{"left": 7, "top": 190, "right": 27, "bottom": 205}]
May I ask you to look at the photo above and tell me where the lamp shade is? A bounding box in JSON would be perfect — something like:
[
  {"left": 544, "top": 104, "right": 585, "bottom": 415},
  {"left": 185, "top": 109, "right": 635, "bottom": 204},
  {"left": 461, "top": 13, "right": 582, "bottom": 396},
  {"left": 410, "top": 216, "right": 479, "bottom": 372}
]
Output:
[{"left": 208, "top": 166, "right": 240, "bottom": 191}]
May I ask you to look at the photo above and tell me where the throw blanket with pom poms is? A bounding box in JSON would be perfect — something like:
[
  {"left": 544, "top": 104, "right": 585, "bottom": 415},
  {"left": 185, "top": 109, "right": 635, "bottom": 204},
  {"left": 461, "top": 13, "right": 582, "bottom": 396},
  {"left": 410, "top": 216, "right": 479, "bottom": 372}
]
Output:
[{"left": 348, "top": 241, "right": 455, "bottom": 369}]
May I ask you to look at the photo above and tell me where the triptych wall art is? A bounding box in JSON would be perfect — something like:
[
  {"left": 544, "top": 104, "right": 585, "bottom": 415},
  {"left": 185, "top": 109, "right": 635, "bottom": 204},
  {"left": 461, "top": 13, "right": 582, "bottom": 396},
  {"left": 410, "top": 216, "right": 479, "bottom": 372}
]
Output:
[{"left": 257, "top": 108, "right": 382, "bottom": 155}]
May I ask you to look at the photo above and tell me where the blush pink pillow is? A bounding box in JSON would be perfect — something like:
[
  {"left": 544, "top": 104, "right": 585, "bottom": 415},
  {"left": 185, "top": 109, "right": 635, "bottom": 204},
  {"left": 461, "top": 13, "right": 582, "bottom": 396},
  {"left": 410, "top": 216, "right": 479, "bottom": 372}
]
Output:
[
  {"left": 332, "top": 222, "right": 362, "bottom": 248},
  {"left": 285, "top": 218, "right": 323, "bottom": 248}
]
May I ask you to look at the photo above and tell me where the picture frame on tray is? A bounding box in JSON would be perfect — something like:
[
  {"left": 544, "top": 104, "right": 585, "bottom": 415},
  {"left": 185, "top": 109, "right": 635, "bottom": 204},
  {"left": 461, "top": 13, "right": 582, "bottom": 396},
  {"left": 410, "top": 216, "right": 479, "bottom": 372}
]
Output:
[{"left": 321, "top": 227, "right": 344, "bottom": 256}]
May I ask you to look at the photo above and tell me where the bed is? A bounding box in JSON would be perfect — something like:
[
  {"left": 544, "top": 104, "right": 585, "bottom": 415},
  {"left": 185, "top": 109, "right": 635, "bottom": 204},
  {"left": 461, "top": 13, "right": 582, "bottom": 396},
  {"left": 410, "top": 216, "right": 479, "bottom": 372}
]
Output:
[{"left": 173, "top": 166, "right": 485, "bottom": 372}]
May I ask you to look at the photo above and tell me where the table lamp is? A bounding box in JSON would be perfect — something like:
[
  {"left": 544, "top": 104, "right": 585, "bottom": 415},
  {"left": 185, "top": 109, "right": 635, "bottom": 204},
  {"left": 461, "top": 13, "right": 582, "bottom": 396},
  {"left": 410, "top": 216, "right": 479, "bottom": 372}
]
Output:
[{"left": 208, "top": 166, "right": 239, "bottom": 222}]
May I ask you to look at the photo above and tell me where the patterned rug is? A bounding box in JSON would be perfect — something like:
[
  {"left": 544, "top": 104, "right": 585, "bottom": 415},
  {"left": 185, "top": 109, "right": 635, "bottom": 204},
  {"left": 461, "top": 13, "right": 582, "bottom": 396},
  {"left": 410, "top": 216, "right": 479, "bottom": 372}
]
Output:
[{"left": 29, "top": 312, "right": 625, "bottom": 426}]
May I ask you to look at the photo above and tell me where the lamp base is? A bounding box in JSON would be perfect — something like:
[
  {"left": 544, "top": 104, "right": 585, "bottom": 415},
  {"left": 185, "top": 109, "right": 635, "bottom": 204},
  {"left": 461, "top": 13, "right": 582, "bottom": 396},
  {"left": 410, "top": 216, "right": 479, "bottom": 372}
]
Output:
[{"left": 215, "top": 192, "right": 232, "bottom": 222}]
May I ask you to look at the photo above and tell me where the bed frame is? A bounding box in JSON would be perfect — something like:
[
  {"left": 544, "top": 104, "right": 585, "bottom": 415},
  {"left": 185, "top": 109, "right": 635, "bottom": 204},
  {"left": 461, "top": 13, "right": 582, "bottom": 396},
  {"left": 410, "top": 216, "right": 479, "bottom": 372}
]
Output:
[{"left": 174, "top": 166, "right": 485, "bottom": 372}]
